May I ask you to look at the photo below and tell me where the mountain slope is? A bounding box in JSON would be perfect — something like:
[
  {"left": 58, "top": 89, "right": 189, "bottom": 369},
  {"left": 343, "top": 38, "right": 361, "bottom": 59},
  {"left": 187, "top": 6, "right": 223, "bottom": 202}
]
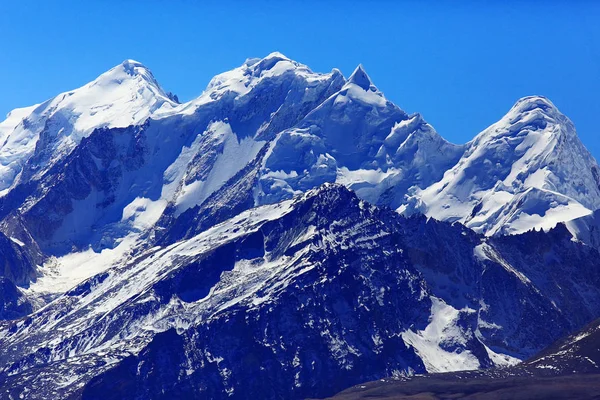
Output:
[{"left": 2, "top": 185, "right": 600, "bottom": 399}]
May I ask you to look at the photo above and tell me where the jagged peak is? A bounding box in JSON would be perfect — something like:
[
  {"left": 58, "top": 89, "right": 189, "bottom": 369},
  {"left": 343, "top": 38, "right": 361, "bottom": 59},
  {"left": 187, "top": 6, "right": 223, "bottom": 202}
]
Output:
[
  {"left": 299, "top": 182, "right": 357, "bottom": 203},
  {"left": 347, "top": 64, "right": 374, "bottom": 91},
  {"left": 203, "top": 53, "right": 340, "bottom": 98}
]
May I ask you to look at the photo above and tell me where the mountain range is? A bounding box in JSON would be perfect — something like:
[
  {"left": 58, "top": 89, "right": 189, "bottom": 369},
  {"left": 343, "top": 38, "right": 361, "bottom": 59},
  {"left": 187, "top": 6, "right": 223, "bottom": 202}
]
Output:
[{"left": 0, "top": 53, "right": 600, "bottom": 399}]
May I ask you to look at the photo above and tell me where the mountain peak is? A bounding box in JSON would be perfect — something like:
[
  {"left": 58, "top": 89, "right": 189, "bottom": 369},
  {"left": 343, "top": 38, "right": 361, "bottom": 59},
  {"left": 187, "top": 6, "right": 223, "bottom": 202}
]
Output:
[
  {"left": 0, "top": 57, "right": 178, "bottom": 193},
  {"left": 347, "top": 64, "right": 374, "bottom": 91},
  {"left": 474, "top": 95, "right": 566, "bottom": 144},
  {"left": 509, "top": 95, "right": 559, "bottom": 116},
  {"left": 243, "top": 52, "right": 290, "bottom": 68},
  {"left": 120, "top": 58, "right": 144, "bottom": 67},
  {"left": 264, "top": 51, "right": 290, "bottom": 60},
  {"left": 119, "top": 59, "right": 148, "bottom": 75},
  {"left": 98, "top": 59, "right": 160, "bottom": 87},
  {"left": 203, "top": 52, "right": 341, "bottom": 101},
  {"left": 89, "top": 59, "right": 175, "bottom": 105}
]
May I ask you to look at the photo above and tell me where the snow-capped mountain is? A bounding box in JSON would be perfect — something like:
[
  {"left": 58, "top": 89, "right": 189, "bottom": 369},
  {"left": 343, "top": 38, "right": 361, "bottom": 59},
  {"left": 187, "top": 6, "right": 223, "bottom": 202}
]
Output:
[
  {"left": 255, "top": 65, "right": 464, "bottom": 209},
  {"left": 0, "top": 52, "right": 461, "bottom": 257},
  {"left": 157, "top": 61, "right": 463, "bottom": 244},
  {"left": 2, "top": 53, "right": 596, "bottom": 258},
  {"left": 403, "top": 96, "right": 600, "bottom": 235},
  {"left": 1, "top": 53, "right": 600, "bottom": 399}
]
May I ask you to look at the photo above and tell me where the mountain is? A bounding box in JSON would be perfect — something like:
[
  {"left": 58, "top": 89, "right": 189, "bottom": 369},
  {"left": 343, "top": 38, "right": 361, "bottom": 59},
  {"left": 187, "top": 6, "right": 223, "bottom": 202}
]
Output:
[
  {"left": 1, "top": 185, "right": 600, "bottom": 399},
  {"left": 254, "top": 64, "right": 464, "bottom": 210},
  {"left": 0, "top": 53, "right": 600, "bottom": 399},
  {"left": 402, "top": 96, "right": 600, "bottom": 236},
  {"left": 158, "top": 62, "right": 463, "bottom": 245}
]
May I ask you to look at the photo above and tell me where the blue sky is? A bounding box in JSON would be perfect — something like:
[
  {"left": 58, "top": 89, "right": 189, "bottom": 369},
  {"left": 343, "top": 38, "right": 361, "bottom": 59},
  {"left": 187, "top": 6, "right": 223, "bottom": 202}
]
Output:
[{"left": 2, "top": 1, "right": 600, "bottom": 154}]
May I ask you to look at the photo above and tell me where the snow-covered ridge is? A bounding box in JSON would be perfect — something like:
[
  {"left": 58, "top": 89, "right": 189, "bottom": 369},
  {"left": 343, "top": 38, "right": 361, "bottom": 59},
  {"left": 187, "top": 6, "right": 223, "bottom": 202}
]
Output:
[
  {"left": 1, "top": 54, "right": 598, "bottom": 254},
  {"left": 405, "top": 95, "right": 600, "bottom": 235},
  {"left": 158, "top": 51, "right": 344, "bottom": 118}
]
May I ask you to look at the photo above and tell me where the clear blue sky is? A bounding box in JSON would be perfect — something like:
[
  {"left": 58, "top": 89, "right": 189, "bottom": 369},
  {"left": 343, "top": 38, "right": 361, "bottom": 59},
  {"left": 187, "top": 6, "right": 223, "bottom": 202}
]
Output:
[{"left": 2, "top": 1, "right": 600, "bottom": 155}]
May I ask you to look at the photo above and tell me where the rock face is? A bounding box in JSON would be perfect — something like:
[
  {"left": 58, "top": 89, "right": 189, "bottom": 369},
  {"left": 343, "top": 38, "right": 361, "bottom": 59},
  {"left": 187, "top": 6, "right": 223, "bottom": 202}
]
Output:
[
  {"left": 0, "top": 229, "right": 42, "bottom": 319},
  {"left": 0, "top": 278, "right": 31, "bottom": 320},
  {"left": 0, "top": 54, "right": 600, "bottom": 399}
]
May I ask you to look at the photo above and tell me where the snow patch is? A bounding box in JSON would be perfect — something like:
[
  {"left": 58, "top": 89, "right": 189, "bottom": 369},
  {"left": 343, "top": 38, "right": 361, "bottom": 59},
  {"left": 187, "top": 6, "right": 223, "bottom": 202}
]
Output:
[{"left": 402, "top": 297, "right": 481, "bottom": 373}]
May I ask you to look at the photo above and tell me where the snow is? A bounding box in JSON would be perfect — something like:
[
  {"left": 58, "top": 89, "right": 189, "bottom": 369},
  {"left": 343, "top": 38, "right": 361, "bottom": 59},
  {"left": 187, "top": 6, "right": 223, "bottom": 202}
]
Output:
[
  {"left": 121, "top": 197, "right": 168, "bottom": 231},
  {"left": 333, "top": 65, "right": 386, "bottom": 107},
  {"left": 474, "top": 243, "right": 535, "bottom": 287},
  {"left": 166, "top": 52, "right": 340, "bottom": 118},
  {"left": 535, "top": 364, "right": 558, "bottom": 370},
  {"left": 173, "top": 121, "right": 265, "bottom": 215},
  {"left": 569, "top": 330, "right": 593, "bottom": 345},
  {"left": 10, "top": 237, "right": 25, "bottom": 247},
  {"left": 486, "top": 188, "right": 592, "bottom": 236},
  {"left": 24, "top": 234, "right": 138, "bottom": 296},
  {"left": 483, "top": 344, "right": 521, "bottom": 367},
  {"left": 336, "top": 84, "right": 387, "bottom": 108},
  {"left": 0, "top": 104, "right": 39, "bottom": 143},
  {"left": 336, "top": 167, "right": 399, "bottom": 186},
  {"left": 402, "top": 297, "right": 481, "bottom": 373}
]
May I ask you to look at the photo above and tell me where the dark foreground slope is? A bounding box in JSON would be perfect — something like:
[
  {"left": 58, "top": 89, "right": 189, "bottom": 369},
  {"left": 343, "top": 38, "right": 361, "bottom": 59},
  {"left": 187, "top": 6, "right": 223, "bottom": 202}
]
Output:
[{"left": 325, "top": 374, "right": 600, "bottom": 400}]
